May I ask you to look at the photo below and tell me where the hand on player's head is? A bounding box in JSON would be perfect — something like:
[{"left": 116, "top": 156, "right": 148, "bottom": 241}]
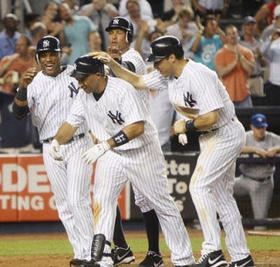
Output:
[{"left": 89, "top": 51, "right": 112, "bottom": 64}]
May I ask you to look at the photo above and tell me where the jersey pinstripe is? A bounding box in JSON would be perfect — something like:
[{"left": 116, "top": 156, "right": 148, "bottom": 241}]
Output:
[
  {"left": 26, "top": 65, "right": 93, "bottom": 261},
  {"left": 67, "top": 75, "right": 194, "bottom": 266}
]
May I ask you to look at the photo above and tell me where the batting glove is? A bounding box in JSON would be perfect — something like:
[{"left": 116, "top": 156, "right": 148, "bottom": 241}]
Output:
[
  {"left": 49, "top": 139, "right": 63, "bottom": 161},
  {"left": 178, "top": 133, "right": 188, "bottom": 146},
  {"left": 82, "top": 141, "right": 110, "bottom": 165}
]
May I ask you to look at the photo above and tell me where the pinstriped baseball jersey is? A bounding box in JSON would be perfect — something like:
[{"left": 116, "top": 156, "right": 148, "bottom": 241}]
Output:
[
  {"left": 67, "top": 76, "right": 158, "bottom": 151},
  {"left": 25, "top": 65, "right": 94, "bottom": 261},
  {"left": 143, "top": 60, "right": 236, "bottom": 128},
  {"left": 142, "top": 59, "right": 250, "bottom": 261},
  {"left": 121, "top": 48, "right": 150, "bottom": 109},
  {"left": 67, "top": 75, "right": 194, "bottom": 266},
  {"left": 27, "top": 65, "right": 88, "bottom": 141}
]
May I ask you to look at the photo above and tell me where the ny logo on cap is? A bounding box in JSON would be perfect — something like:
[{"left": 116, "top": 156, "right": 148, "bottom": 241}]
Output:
[
  {"left": 73, "top": 63, "right": 77, "bottom": 70},
  {"left": 113, "top": 18, "right": 119, "bottom": 24},
  {"left": 43, "top": 40, "right": 50, "bottom": 48}
]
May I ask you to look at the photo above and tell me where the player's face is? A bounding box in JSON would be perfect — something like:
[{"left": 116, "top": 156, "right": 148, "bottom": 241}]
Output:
[
  {"left": 77, "top": 74, "right": 101, "bottom": 94},
  {"left": 39, "top": 51, "right": 61, "bottom": 77},
  {"left": 108, "top": 28, "right": 127, "bottom": 49},
  {"left": 251, "top": 125, "right": 266, "bottom": 141}
]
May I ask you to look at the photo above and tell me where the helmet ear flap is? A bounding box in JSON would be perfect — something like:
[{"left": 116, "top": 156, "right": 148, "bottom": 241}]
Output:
[
  {"left": 35, "top": 53, "right": 40, "bottom": 65},
  {"left": 126, "top": 31, "right": 129, "bottom": 43}
]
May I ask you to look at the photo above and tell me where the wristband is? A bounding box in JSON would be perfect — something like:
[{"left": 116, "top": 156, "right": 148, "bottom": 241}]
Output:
[
  {"left": 112, "top": 130, "right": 129, "bottom": 146},
  {"left": 16, "top": 88, "right": 27, "bottom": 101},
  {"left": 185, "top": 120, "right": 197, "bottom": 132}
]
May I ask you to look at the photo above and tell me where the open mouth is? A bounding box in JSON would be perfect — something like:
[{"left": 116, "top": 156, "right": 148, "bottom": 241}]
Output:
[{"left": 45, "top": 63, "right": 55, "bottom": 72}]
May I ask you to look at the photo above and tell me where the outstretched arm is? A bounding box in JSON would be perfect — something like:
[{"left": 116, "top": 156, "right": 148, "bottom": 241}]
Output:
[{"left": 89, "top": 51, "right": 147, "bottom": 89}]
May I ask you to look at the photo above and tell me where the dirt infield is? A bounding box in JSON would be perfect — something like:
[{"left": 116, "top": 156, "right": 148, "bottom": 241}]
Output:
[{"left": 0, "top": 230, "right": 280, "bottom": 267}]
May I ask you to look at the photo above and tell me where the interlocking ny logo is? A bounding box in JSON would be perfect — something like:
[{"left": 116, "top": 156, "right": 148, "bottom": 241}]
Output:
[
  {"left": 183, "top": 92, "right": 197, "bottom": 107},
  {"left": 68, "top": 82, "right": 79, "bottom": 98},
  {"left": 108, "top": 110, "right": 124, "bottom": 125}
]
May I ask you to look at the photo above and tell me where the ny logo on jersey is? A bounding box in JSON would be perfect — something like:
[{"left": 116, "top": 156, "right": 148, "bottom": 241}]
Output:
[
  {"left": 108, "top": 110, "right": 124, "bottom": 125},
  {"left": 68, "top": 82, "right": 79, "bottom": 98},
  {"left": 183, "top": 92, "right": 197, "bottom": 108}
]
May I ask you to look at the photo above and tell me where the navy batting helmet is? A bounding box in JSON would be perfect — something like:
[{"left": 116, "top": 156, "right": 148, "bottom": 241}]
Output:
[
  {"left": 105, "top": 17, "right": 134, "bottom": 43},
  {"left": 147, "top": 36, "right": 184, "bottom": 63},
  {"left": 36, "top": 36, "right": 62, "bottom": 55},
  {"left": 70, "top": 55, "right": 105, "bottom": 79}
]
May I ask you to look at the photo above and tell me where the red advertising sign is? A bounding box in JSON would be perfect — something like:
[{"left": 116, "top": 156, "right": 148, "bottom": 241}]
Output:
[{"left": 0, "top": 154, "right": 129, "bottom": 222}]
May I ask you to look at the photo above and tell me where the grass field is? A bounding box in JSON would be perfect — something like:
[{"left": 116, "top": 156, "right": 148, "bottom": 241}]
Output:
[{"left": 0, "top": 230, "right": 280, "bottom": 266}]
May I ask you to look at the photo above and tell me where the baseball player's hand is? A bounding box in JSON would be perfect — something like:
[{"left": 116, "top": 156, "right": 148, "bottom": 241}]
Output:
[
  {"left": 19, "top": 67, "right": 38, "bottom": 88},
  {"left": 89, "top": 51, "right": 112, "bottom": 64},
  {"left": 82, "top": 141, "right": 110, "bottom": 165},
  {"left": 178, "top": 133, "right": 188, "bottom": 146},
  {"left": 173, "top": 119, "right": 186, "bottom": 134},
  {"left": 49, "top": 139, "right": 63, "bottom": 161}
]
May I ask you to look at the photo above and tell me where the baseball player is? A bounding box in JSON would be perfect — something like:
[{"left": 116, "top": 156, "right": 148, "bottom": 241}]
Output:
[
  {"left": 90, "top": 36, "right": 255, "bottom": 267},
  {"left": 234, "top": 113, "right": 280, "bottom": 230},
  {"left": 50, "top": 55, "right": 195, "bottom": 267},
  {"left": 105, "top": 16, "right": 162, "bottom": 267},
  {"left": 13, "top": 36, "right": 94, "bottom": 267}
]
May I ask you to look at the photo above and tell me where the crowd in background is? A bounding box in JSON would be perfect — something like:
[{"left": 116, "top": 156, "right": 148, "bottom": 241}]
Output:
[{"left": 0, "top": 0, "right": 280, "bottom": 151}]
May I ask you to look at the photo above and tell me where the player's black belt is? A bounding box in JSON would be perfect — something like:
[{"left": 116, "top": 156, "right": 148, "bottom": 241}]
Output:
[
  {"left": 246, "top": 175, "right": 271, "bottom": 182},
  {"left": 42, "top": 133, "right": 85, "bottom": 144}
]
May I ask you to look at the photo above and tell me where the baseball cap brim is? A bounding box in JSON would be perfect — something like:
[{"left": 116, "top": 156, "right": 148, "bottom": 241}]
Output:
[
  {"left": 146, "top": 54, "right": 166, "bottom": 63},
  {"left": 70, "top": 70, "right": 90, "bottom": 80},
  {"left": 253, "top": 122, "right": 268, "bottom": 128}
]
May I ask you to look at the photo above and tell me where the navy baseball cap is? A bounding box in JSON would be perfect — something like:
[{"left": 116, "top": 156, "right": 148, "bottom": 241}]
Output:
[
  {"left": 71, "top": 55, "right": 104, "bottom": 79},
  {"left": 251, "top": 113, "right": 268, "bottom": 128}
]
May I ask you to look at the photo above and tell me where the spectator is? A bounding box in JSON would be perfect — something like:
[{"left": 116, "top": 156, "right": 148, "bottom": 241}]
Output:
[
  {"left": 41, "top": 1, "right": 65, "bottom": 39},
  {"left": 124, "top": 0, "right": 155, "bottom": 43},
  {"left": 162, "top": 0, "right": 189, "bottom": 27},
  {"left": 88, "top": 31, "right": 103, "bottom": 52},
  {"left": 261, "top": 5, "right": 280, "bottom": 41},
  {"left": 23, "top": 13, "right": 41, "bottom": 39},
  {"left": 240, "top": 16, "right": 267, "bottom": 97},
  {"left": 261, "top": 28, "right": 280, "bottom": 105},
  {"left": 0, "top": 14, "right": 21, "bottom": 60},
  {"left": 215, "top": 25, "right": 255, "bottom": 108},
  {"left": 254, "top": 0, "right": 280, "bottom": 36},
  {"left": 189, "top": 14, "right": 226, "bottom": 70},
  {"left": 190, "top": 0, "right": 230, "bottom": 21},
  {"left": 134, "top": 21, "right": 164, "bottom": 60},
  {"left": 0, "top": 35, "right": 34, "bottom": 95},
  {"left": 118, "top": 0, "right": 154, "bottom": 18},
  {"left": 30, "top": 22, "right": 48, "bottom": 45},
  {"left": 79, "top": 0, "right": 119, "bottom": 51},
  {"left": 234, "top": 113, "right": 280, "bottom": 230},
  {"left": 166, "top": 6, "right": 198, "bottom": 56},
  {"left": 58, "top": 2, "right": 97, "bottom": 64}
]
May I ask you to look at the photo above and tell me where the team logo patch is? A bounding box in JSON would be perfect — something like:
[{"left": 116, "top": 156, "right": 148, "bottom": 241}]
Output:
[
  {"left": 43, "top": 40, "right": 50, "bottom": 48},
  {"left": 108, "top": 110, "right": 124, "bottom": 125},
  {"left": 183, "top": 92, "right": 197, "bottom": 108},
  {"left": 68, "top": 82, "right": 79, "bottom": 98},
  {"left": 113, "top": 18, "right": 119, "bottom": 24}
]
